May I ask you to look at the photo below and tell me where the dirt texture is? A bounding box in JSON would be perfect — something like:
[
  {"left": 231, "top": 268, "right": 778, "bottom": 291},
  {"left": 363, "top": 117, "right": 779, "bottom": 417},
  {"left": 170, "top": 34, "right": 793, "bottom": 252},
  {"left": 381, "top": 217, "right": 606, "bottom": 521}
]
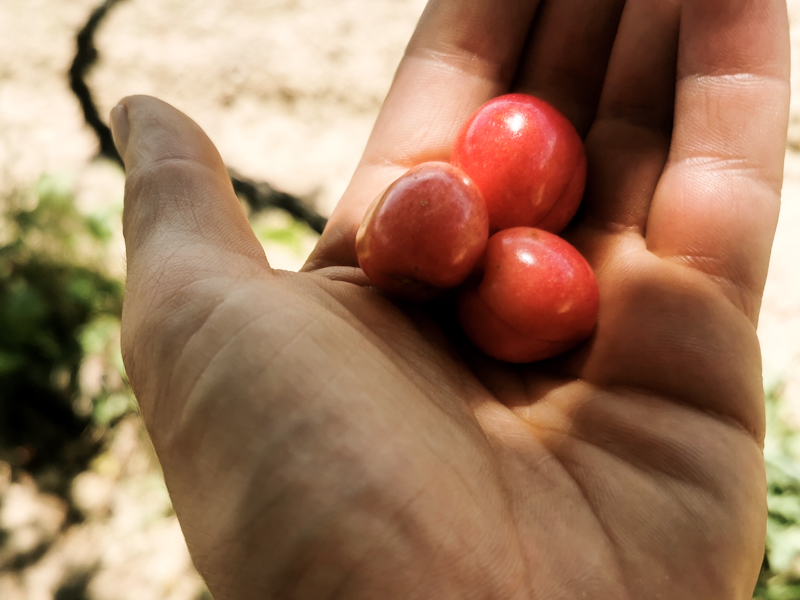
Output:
[{"left": 0, "top": 0, "right": 799, "bottom": 598}]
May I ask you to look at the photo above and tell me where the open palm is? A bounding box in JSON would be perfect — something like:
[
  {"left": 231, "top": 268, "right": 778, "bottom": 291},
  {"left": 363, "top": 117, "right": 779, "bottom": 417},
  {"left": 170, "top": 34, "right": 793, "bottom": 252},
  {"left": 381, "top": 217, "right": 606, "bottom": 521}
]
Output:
[{"left": 114, "top": 0, "right": 790, "bottom": 598}]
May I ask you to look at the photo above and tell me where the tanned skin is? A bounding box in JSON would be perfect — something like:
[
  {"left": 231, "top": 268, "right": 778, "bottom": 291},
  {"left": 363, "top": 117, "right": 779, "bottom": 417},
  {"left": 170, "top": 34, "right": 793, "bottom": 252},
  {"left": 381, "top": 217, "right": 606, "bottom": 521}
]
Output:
[{"left": 112, "top": 0, "right": 790, "bottom": 597}]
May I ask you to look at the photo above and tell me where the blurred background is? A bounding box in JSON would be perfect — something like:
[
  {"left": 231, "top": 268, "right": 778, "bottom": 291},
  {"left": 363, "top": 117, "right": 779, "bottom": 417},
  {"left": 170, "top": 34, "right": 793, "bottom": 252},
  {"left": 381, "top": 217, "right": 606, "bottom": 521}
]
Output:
[{"left": 1, "top": 0, "right": 799, "bottom": 598}]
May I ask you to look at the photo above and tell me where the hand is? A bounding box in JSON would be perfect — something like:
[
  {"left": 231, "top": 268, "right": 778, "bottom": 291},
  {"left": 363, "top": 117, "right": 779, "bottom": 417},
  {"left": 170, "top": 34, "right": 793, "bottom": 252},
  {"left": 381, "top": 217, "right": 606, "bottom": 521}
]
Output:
[{"left": 112, "top": 0, "right": 790, "bottom": 598}]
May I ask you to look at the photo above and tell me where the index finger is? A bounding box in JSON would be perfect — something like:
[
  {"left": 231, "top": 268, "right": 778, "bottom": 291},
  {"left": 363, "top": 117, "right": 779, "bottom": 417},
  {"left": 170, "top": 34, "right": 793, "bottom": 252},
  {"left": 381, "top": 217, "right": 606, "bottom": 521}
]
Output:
[
  {"left": 304, "top": 0, "right": 540, "bottom": 270},
  {"left": 646, "top": 0, "right": 790, "bottom": 321}
]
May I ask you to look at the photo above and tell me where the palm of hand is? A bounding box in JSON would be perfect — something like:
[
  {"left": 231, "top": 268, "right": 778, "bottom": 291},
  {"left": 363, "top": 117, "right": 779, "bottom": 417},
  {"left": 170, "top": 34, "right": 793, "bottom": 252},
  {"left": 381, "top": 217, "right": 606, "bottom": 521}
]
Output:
[
  {"left": 115, "top": 1, "right": 789, "bottom": 598},
  {"left": 127, "top": 252, "right": 763, "bottom": 600}
]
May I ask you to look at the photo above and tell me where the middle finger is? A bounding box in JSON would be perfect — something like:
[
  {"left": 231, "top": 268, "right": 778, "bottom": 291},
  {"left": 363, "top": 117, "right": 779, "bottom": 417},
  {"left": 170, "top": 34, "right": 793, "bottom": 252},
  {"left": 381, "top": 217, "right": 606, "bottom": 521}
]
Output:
[{"left": 513, "top": 0, "right": 627, "bottom": 136}]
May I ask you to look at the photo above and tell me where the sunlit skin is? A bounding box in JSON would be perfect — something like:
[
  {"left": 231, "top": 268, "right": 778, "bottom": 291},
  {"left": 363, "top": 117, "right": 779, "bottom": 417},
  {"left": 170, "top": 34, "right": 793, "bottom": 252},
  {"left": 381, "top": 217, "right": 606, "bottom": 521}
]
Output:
[
  {"left": 452, "top": 93, "right": 586, "bottom": 233},
  {"left": 355, "top": 162, "right": 488, "bottom": 302},
  {"left": 458, "top": 227, "right": 599, "bottom": 363},
  {"left": 112, "top": 0, "right": 789, "bottom": 598}
]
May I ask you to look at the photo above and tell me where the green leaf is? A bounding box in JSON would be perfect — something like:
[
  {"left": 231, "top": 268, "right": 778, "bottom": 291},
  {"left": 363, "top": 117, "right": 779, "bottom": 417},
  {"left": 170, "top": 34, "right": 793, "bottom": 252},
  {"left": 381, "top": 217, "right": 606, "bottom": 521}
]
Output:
[{"left": 92, "top": 391, "right": 136, "bottom": 426}]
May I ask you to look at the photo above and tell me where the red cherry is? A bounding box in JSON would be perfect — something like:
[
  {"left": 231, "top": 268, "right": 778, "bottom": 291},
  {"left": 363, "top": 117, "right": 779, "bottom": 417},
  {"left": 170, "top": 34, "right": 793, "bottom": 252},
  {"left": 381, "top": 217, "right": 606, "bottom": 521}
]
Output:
[
  {"left": 451, "top": 94, "right": 586, "bottom": 234},
  {"left": 457, "top": 227, "right": 599, "bottom": 363},
  {"left": 356, "top": 162, "right": 489, "bottom": 302}
]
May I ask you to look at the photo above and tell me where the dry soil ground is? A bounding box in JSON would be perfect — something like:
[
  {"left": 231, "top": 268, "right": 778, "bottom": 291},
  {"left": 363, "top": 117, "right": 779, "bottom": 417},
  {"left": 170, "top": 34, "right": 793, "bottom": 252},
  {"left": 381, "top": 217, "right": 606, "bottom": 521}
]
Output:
[{"left": 1, "top": 1, "right": 799, "bottom": 598}]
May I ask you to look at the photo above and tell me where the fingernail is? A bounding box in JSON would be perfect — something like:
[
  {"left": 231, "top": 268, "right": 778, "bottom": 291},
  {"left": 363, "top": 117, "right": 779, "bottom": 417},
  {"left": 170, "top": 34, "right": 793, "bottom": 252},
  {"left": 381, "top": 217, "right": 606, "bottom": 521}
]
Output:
[{"left": 110, "top": 103, "right": 130, "bottom": 159}]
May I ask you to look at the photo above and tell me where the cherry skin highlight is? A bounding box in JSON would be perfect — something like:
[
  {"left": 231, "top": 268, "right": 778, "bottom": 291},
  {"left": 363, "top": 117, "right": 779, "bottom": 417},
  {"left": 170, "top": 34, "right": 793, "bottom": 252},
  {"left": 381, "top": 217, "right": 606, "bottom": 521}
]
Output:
[
  {"left": 457, "top": 227, "right": 599, "bottom": 363},
  {"left": 451, "top": 93, "right": 586, "bottom": 234},
  {"left": 356, "top": 162, "right": 489, "bottom": 302}
]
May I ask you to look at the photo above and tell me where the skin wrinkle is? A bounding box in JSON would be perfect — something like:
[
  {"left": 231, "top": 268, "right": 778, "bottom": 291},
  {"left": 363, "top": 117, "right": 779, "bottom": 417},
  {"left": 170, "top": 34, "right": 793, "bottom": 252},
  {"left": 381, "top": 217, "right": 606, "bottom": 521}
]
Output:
[
  {"left": 398, "top": 98, "right": 460, "bottom": 159},
  {"left": 318, "top": 291, "right": 432, "bottom": 367},
  {"left": 668, "top": 155, "right": 783, "bottom": 195},
  {"left": 545, "top": 402, "right": 729, "bottom": 497},
  {"left": 131, "top": 275, "right": 234, "bottom": 429},
  {"left": 112, "top": 0, "right": 791, "bottom": 590},
  {"left": 502, "top": 384, "right": 753, "bottom": 593},
  {"left": 124, "top": 249, "right": 195, "bottom": 387},
  {"left": 304, "top": 485, "right": 435, "bottom": 600},
  {"left": 137, "top": 247, "right": 184, "bottom": 309},
  {"left": 240, "top": 367, "right": 493, "bottom": 598},
  {"left": 124, "top": 158, "right": 229, "bottom": 223},
  {"left": 648, "top": 168, "right": 779, "bottom": 289},
  {"left": 583, "top": 262, "right": 764, "bottom": 438},
  {"left": 182, "top": 279, "right": 470, "bottom": 467},
  {"left": 127, "top": 246, "right": 268, "bottom": 336},
  {"left": 390, "top": 335, "right": 457, "bottom": 392},
  {"left": 127, "top": 234, "right": 278, "bottom": 363},
  {"left": 312, "top": 285, "right": 476, "bottom": 417},
  {"left": 587, "top": 442, "right": 736, "bottom": 594},
  {"left": 367, "top": 305, "right": 476, "bottom": 391},
  {"left": 648, "top": 201, "right": 775, "bottom": 313},
  {"left": 123, "top": 256, "right": 177, "bottom": 392},
  {"left": 260, "top": 325, "right": 366, "bottom": 433},
  {"left": 125, "top": 169, "right": 267, "bottom": 275},
  {"left": 152, "top": 283, "right": 316, "bottom": 450},
  {"left": 575, "top": 233, "right": 645, "bottom": 287},
  {"left": 674, "top": 76, "right": 788, "bottom": 115},
  {"left": 303, "top": 265, "right": 370, "bottom": 285},
  {"left": 131, "top": 249, "right": 225, "bottom": 340},
  {"left": 232, "top": 410, "right": 355, "bottom": 522},
  {"left": 323, "top": 463, "right": 501, "bottom": 600},
  {"left": 664, "top": 252, "right": 763, "bottom": 320},
  {"left": 123, "top": 141, "right": 230, "bottom": 181},
  {"left": 151, "top": 182, "right": 211, "bottom": 244},
  {"left": 405, "top": 46, "right": 510, "bottom": 86},
  {"left": 470, "top": 406, "right": 542, "bottom": 599},
  {"left": 477, "top": 402, "right": 613, "bottom": 596},
  {"left": 205, "top": 323, "right": 358, "bottom": 478},
  {"left": 582, "top": 215, "right": 648, "bottom": 236},
  {"left": 671, "top": 77, "right": 789, "bottom": 166},
  {"left": 241, "top": 474, "right": 366, "bottom": 597},
  {"left": 214, "top": 288, "right": 528, "bottom": 597},
  {"left": 678, "top": 72, "right": 788, "bottom": 86},
  {"left": 171, "top": 300, "right": 295, "bottom": 433},
  {"left": 526, "top": 382, "right": 732, "bottom": 484},
  {"left": 182, "top": 390, "right": 385, "bottom": 595},
  {"left": 578, "top": 131, "right": 669, "bottom": 238},
  {"left": 677, "top": 42, "right": 790, "bottom": 77},
  {"left": 538, "top": 443, "right": 631, "bottom": 600}
]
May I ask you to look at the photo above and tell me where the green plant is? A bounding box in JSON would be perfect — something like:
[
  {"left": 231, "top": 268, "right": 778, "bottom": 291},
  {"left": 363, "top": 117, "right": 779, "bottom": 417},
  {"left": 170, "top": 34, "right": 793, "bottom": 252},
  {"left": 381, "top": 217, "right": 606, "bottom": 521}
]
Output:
[
  {"left": 0, "top": 175, "right": 124, "bottom": 484},
  {"left": 754, "top": 384, "right": 800, "bottom": 598}
]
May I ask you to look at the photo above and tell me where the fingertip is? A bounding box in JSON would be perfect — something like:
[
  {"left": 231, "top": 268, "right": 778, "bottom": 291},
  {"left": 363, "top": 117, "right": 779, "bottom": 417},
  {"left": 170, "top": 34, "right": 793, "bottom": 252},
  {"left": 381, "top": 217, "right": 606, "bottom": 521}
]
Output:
[
  {"left": 110, "top": 102, "right": 129, "bottom": 160},
  {"left": 116, "top": 95, "right": 264, "bottom": 271},
  {"left": 110, "top": 95, "right": 230, "bottom": 182}
]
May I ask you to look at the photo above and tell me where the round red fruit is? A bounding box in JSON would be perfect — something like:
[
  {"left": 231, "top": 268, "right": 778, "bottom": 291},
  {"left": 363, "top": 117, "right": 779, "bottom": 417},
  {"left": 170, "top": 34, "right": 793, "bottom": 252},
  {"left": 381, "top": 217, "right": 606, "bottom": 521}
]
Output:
[
  {"left": 451, "top": 93, "right": 586, "bottom": 234},
  {"left": 356, "top": 162, "right": 489, "bottom": 302},
  {"left": 457, "top": 227, "right": 599, "bottom": 363}
]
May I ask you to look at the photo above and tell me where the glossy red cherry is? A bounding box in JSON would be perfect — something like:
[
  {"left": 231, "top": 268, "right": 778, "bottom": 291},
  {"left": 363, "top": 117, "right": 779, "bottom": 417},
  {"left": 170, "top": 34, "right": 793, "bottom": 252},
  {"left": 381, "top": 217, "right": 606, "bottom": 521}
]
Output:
[
  {"left": 457, "top": 227, "right": 599, "bottom": 363},
  {"left": 356, "top": 162, "right": 489, "bottom": 302},
  {"left": 451, "top": 93, "right": 586, "bottom": 234}
]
